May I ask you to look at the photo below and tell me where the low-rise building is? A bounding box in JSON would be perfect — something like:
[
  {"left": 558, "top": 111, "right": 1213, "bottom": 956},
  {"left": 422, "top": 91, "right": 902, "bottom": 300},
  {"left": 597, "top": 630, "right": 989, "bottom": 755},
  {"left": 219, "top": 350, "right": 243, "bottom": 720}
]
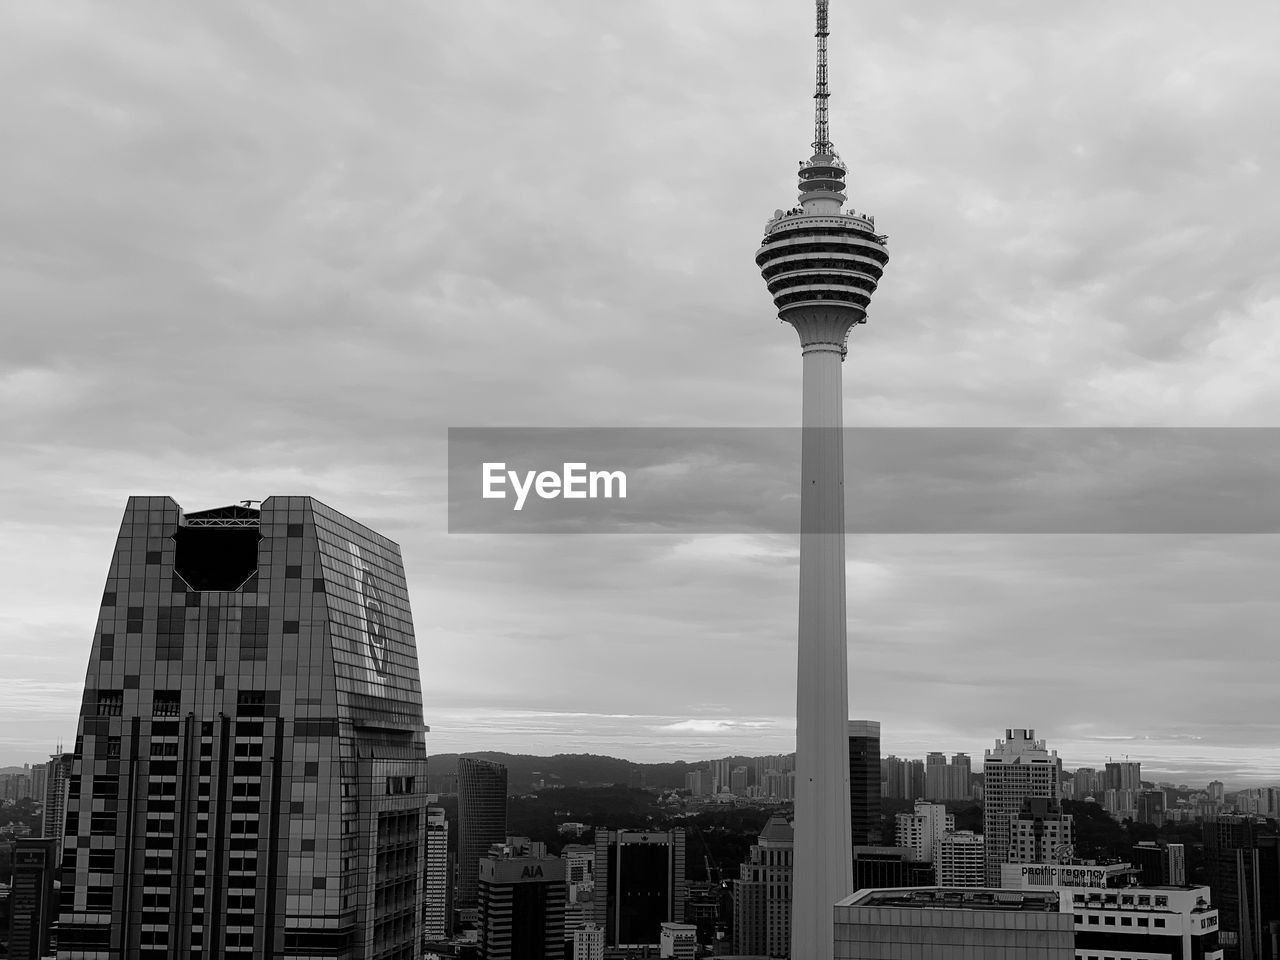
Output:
[{"left": 835, "top": 887, "right": 1075, "bottom": 958}]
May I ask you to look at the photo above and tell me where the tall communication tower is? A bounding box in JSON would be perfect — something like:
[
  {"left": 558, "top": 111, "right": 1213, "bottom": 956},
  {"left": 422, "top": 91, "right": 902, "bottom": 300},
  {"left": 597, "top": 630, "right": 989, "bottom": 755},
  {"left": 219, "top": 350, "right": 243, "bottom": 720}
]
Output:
[{"left": 753, "top": 2, "right": 890, "bottom": 957}]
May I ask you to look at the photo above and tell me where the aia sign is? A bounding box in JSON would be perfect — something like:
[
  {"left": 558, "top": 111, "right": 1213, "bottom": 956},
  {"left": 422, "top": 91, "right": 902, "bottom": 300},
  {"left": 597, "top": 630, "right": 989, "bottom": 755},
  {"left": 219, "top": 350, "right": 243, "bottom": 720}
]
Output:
[{"left": 520, "top": 865, "right": 544, "bottom": 880}]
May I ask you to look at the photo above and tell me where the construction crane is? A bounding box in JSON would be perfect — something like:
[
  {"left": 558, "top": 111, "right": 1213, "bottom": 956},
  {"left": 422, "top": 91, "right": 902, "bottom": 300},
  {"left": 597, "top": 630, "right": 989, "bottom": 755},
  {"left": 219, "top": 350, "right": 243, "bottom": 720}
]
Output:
[{"left": 687, "top": 820, "right": 721, "bottom": 884}]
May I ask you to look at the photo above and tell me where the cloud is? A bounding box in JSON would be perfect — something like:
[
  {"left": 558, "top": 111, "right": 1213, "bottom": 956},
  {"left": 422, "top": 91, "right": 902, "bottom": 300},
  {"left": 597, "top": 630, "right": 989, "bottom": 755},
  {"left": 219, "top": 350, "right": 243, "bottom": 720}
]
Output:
[{"left": 2, "top": 1, "right": 1280, "bottom": 787}]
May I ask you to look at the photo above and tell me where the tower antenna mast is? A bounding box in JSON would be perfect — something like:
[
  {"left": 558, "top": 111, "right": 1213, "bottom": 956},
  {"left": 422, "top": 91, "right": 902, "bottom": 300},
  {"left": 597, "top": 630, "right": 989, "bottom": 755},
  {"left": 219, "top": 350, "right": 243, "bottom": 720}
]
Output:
[{"left": 813, "top": 0, "right": 833, "bottom": 155}]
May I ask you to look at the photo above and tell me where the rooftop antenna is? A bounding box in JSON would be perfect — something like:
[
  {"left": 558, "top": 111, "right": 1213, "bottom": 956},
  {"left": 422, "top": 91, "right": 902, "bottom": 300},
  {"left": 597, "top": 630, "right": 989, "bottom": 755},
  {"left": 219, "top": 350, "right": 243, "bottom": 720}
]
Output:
[{"left": 812, "top": 0, "right": 833, "bottom": 156}]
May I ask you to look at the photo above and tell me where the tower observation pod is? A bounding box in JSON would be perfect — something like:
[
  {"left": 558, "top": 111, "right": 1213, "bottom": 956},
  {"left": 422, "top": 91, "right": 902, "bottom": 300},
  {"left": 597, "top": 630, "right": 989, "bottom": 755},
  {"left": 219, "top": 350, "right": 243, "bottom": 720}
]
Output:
[{"left": 753, "top": 2, "right": 889, "bottom": 959}]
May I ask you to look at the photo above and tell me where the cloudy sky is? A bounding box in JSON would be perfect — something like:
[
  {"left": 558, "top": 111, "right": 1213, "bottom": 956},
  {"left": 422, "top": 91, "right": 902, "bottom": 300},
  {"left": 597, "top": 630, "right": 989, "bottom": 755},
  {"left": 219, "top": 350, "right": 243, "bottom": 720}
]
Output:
[{"left": 3, "top": 1, "right": 1280, "bottom": 788}]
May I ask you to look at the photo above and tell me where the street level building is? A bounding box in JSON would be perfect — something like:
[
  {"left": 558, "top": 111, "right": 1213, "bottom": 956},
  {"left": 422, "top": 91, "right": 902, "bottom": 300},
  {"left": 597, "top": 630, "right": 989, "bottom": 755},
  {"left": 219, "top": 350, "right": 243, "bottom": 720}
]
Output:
[
  {"left": 58, "top": 496, "right": 430, "bottom": 959},
  {"left": 834, "top": 887, "right": 1074, "bottom": 958}
]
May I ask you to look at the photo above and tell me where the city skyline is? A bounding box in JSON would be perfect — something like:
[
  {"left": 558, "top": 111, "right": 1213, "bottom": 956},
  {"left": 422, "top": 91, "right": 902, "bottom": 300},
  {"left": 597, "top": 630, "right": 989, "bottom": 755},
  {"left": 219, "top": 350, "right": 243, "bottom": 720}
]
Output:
[{"left": 5, "top": 2, "right": 1280, "bottom": 788}]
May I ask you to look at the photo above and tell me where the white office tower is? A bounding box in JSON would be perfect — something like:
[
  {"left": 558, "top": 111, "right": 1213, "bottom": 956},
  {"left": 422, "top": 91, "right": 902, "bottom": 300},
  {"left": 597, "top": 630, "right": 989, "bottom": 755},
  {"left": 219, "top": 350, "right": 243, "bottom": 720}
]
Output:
[
  {"left": 754, "top": 0, "right": 890, "bottom": 954},
  {"left": 894, "top": 802, "right": 954, "bottom": 863},
  {"left": 423, "top": 804, "right": 450, "bottom": 940},
  {"left": 1061, "top": 886, "right": 1223, "bottom": 960},
  {"left": 982, "top": 728, "right": 1062, "bottom": 885},
  {"left": 935, "top": 831, "right": 985, "bottom": 887}
]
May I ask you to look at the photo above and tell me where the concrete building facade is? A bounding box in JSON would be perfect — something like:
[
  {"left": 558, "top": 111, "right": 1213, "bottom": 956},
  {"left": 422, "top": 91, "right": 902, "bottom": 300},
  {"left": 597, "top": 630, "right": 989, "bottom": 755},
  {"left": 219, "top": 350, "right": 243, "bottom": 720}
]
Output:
[
  {"left": 834, "top": 887, "right": 1074, "bottom": 958},
  {"left": 733, "top": 815, "right": 793, "bottom": 958},
  {"left": 983, "top": 729, "right": 1062, "bottom": 886}
]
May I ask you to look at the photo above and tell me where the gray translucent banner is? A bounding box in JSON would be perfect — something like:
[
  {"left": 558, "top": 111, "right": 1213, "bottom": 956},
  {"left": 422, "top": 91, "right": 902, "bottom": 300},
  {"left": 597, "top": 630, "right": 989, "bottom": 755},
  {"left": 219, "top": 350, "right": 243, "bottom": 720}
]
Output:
[{"left": 447, "top": 428, "right": 1280, "bottom": 534}]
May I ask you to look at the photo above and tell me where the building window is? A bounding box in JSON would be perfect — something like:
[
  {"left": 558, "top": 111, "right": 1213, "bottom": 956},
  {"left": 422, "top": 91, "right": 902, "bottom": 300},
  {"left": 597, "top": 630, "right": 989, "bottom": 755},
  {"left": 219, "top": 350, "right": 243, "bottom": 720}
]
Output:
[{"left": 97, "top": 690, "right": 123, "bottom": 716}]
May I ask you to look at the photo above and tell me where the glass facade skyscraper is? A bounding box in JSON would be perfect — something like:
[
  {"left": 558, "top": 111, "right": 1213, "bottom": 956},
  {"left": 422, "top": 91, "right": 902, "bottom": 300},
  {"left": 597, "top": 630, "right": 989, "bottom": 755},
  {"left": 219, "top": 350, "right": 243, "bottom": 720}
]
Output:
[
  {"left": 456, "top": 758, "right": 508, "bottom": 915},
  {"left": 848, "top": 720, "right": 881, "bottom": 846},
  {"left": 57, "top": 496, "right": 430, "bottom": 959}
]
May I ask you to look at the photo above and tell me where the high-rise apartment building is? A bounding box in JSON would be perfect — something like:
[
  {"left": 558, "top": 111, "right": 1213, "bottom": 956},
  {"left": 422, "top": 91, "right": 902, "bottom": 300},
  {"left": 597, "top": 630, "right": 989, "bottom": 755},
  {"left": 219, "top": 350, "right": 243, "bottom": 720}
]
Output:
[
  {"left": 848, "top": 720, "right": 881, "bottom": 846},
  {"left": 950, "top": 753, "right": 972, "bottom": 801},
  {"left": 709, "top": 760, "right": 731, "bottom": 795},
  {"left": 1105, "top": 761, "right": 1142, "bottom": 791},
  {"left": 923, "top": 752, "right": 971, "bottom": 801},
  {"left": 423, "top": 804, "right": 450, "bottom": 942},
  {"left": 593, "top": 829, "right": 687, "bottom": 949},
  {"left": 476, "top": 838, "right": 565, "bottom": 960},
  {"left": 894, "top": 802, "right": 953, "bottom": 864},
  {"left": 935, "top": 831, "right": 985, "bottom": 887},
  {"left": 880, "top": 756, "right": 926, "bottom": 801},
  {"left": 458, "top": 758, "right": 509, "bottom": 915},
  {"left": 57, "top": 496, "right": 430, "bottom": 959},
  {"left": 733, "top": 815, "right": 793, "bottom": 958},
  {"left": 982, "top": 728, "right": 1062, "bottom": 885},
  {"left": 41, "top": 752, "right": 73, "bottom": 861},
  {"left": 729, "top": 766, "right": 749, "bottom": 796},
  {"left": 1073, "top": 767, "right": 1101, "bottom": 797}
]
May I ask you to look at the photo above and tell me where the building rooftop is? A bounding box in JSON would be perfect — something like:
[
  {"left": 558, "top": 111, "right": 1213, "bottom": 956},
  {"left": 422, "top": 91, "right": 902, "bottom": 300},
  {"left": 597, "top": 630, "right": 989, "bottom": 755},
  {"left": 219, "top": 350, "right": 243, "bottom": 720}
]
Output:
[
  {"left": 757, "top": 815, "right": 793, "bottom": 843},
  {"left": 841, "top": 887, "right": 1062, "bottom": 912}
]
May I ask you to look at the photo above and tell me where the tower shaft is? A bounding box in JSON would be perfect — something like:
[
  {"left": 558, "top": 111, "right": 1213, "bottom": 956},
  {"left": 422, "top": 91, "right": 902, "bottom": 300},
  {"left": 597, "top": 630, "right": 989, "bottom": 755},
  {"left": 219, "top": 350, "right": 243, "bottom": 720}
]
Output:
[{"left": 793, "top": 327, "right": 853, "bottom": 960}]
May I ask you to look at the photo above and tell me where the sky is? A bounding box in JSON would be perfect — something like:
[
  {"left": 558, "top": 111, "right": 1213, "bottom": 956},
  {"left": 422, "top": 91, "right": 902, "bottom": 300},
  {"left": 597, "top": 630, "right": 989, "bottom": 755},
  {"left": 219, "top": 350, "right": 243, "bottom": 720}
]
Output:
[{"left": 3, "top": 1, "right": 1280, "bottom": 789}]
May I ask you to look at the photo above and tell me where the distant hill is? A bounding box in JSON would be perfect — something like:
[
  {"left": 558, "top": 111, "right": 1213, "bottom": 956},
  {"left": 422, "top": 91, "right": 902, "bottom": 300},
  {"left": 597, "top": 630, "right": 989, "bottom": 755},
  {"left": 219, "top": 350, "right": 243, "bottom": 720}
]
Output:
[{"left": 425, "top": 752, "right": 772, "bottom": 794}]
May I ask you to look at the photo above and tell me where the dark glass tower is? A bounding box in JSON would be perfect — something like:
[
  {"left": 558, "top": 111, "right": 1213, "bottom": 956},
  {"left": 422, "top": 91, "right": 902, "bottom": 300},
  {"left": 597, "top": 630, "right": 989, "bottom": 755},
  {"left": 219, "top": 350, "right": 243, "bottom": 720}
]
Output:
[
  {"left": 456, "top": 758, "right": 508, "bottom": 915},
  {"left": 592, "top": 829, "right": 687, "bottom": 949},
  {"left": 848, "top": 720, "right": 882, "bottom": 846},
  {"left": 57, "top": 496, "right": 430, "bottom": 959}
]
